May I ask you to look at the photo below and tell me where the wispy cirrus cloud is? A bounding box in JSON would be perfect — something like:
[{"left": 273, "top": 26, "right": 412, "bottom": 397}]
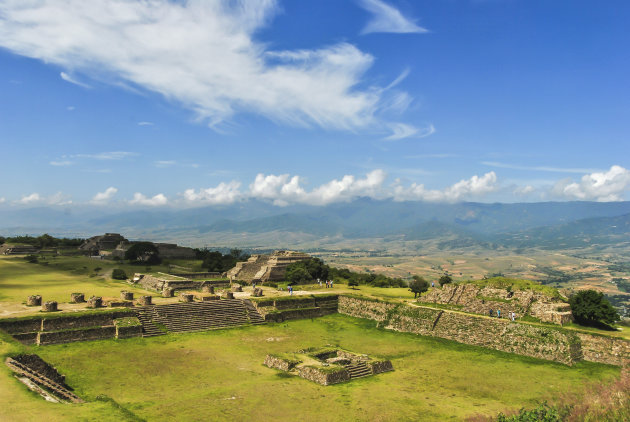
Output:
[
  {"left": 60, "top": 71, "right": 91, "bottom": 88},
  {"left": 358, "top": 0, "right": 429, "bottom": 35},
  {"left": 49, "top": 160, "right": 73, "bottom": 167},
  {"left": 71, "top": 151, "right": 138, "bottom": 160},
  {"left": 384, "top": 123, "right": 435, "bottom": 141},
  {"left": 0, "top": 0, "right": 417, "bottom": 138},
  {"left": 482, "top": 161, "right": 599, "bottom": 174}
]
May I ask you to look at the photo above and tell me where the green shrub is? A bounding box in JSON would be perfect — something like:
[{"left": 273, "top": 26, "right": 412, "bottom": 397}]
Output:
[
  {"left": 112, "top": 269, "right": 127, "bottom": 280},
  {"left": 497, "top": 402, "right": 561, "bottom": 421}
]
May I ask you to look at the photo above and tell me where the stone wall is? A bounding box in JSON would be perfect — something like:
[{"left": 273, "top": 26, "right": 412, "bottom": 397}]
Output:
[
  {"left": 297, "top": 365, "right": 350, "bottom": 385},
  {"left": 418, "top": 284, "right": 571, "bottom": 324},
  {"left": 37, "top": 326, "right": 116, "bottom": 345},
  {"left": 264, "top": 354, "right": 300, "bottom": 371},
  {"left": 0, "top": 318, "right": 42, "bottom": 334},
  {"left": 367, "top": 360, "right": 394, "bottom": 375},
  {"left": 13, "top": 354, "right": 67, "bottom": 386},
  {"left": 577, "top": 333, "right": 630, "bottom": 366},
  {"left": 337, "top": 296, "right": 397, "bottom": 322},
  {"left": 338, "top": 297, "right": 590, "bottom": 366}
]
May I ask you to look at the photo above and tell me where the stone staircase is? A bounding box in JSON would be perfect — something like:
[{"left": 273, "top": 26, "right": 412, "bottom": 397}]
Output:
[
  {"left": 135, "top": 307, "right": 166, "bottom": 338},
  {"left": 243, "top": 299, "right": 266, "bottom": 325},
  {"left": 5, "top": 358, "right": 83, "bottom": 403},
  {"left": 135, "top": 300, "right": 266, "bottom": 334},
  {"left": 345, "top": 362, "right": 371, "bottom": 379}
]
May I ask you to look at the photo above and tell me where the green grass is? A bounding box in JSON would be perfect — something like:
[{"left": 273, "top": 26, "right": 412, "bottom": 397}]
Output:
[
  {"left": 0, "top": 256, "right": 158, "bottom": 304},
  {"left": 1, "top": 314, "right": 620, "bottom": 421}
]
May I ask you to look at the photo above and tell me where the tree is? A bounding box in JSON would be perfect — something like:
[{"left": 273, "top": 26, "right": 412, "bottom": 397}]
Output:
[
  {"left": 286, "top": 266, "right": 311, "bottom": 284},
  {"left": 409, "top": 276, "right": 429, "bottom": 298},
  {"left": 439, "top": 274, "right": 453, "bottom": 286},
  {"left": 112, "top": 269, "right": 127, "bottom": 280},
  {"left": 348, "top": 279, "right": 359, "bottom": 289},
  {"left": 124, "top": 242, "right": 161, "bottom": 265},
  {"left": 569, "top": 290, "right": 620, "bottom": 327}
]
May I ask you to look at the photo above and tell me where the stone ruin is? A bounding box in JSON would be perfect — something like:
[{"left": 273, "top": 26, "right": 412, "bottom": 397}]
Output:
[
  {"left": 264, "top": 347, "right": 393, "bottom": 386},
  {"left": 27, "top": 295, "right": 42, "bottom": 306},
  {"left": 70, "top": 293, "right": 85, "bottom": 303},
  {"left": 5, "top": 354, "right": 83, "bottom": 403},
  {"left": 42, "top": 301, "right": 58, "bottom": 312},
  {"left": 226, "top": 250, "right": 311, "bottom": 284},
  {"left": 418, "top": 283, "right": 574, "bottom": 325}
]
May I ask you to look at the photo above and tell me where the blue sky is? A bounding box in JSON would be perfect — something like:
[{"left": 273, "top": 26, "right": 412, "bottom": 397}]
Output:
[{"left": 0, "top": 0, "right": 628, "bottom": 208}]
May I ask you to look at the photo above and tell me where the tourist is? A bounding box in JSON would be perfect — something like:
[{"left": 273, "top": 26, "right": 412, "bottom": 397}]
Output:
[
  {"left": 431, "top": 281, "right": 435, "bottom": 288},
  {"left": 489, "top": 308, "right": 493, "bottom": 317},
  {"left": 330, "top": 280, "right": 334, "bottom": 288},
  {"left": 511, "top": 312, "right": 516, "bottom": 321},
  {"left": 497, "top": 309, "right": 501, "bottom": 318}
]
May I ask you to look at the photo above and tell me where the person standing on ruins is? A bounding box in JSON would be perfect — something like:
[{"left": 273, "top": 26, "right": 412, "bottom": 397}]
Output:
[{"left": 489, "top": 308, "right": 493, "bottom": 317}]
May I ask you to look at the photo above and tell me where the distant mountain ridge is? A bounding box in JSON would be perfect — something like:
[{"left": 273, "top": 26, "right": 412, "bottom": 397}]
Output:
[{"left": 1, "top": 200, "right": 630, "bottom": 250}]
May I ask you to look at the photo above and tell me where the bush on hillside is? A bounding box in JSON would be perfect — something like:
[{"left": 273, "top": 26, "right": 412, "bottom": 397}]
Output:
[
  {"left": 112, "top": 269, "right": 127, "bottom": 280},
  {"left": 439, "top": 274, "right": 452, "bottom": 286},
  {"left": 124, "top": 242, "right": 161, "bottom": 265}
]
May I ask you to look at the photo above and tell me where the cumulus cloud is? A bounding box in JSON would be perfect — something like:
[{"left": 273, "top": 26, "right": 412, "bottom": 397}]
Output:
[
  {"left": 17, "top": 193, "right": 41, "bottom": 205},
  {"left": 0, "top": 197, "right": 6, "bottom": 204},
  {"left": 514, "top": 185, "right": 535, "bottom": 196},
  {"left": 15, "top": 192, "right": 72, "bottom": 205},
  {"left": 247, "top": 169, "right": 387, "bottom": 206},
  {"left": 129, "top": 192, "right": 168, "bottom": 207},
  {"left": 0, "top": 0, "right": 414, "bottom": 136},
  {"left": 358, "top": 0, "right": 428, "bottom": 34},
  {"left": 393, "top": 172, "right": 498, "bottom": 202},
  {"left": 552, "top": 165, "right": 630, "bottom": 202},
  {"left": 183, "top": 181, "right": 242, "bottom": 205},
  {"left": 91, "top": 187, "right": 118, "bottom": 204}
]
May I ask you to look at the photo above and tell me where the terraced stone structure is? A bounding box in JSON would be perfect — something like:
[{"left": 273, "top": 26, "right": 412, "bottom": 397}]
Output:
[
  {"left": 5, "top": 354, "right": 83, "bottom": 403},
  {"left": 227, "top": 250, "right": 311, "bottom": 283},
  {"left": 418, "top": 283, "right": 573, "bottom": 324},
  {"left": 264, "top": 347, "right": 393, "bottom": 385}
]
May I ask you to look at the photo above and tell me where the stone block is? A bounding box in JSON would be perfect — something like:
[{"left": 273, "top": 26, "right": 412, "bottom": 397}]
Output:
[
  {"left": 231, "top": 284, "right": 243, "bottom": 293},
  {"left": 120, "top": 291, "right": 134, "bottom": 301},
  {"left": 202, "top": 285, "right": 215, "bottom": 294},
  {"left": 162, "top": 287, "right": 174, "bottom": 298},
  {"left": 87, "top": 296, "right": 103, "bottom": 308},
  {"left": 223, "top": 291, "right": 235, "bottom": 299},
  {"left": 138, "top": 295, "right": 152, "bottom": 306},
  {"left": 252, "top": 287, "right": 263, "bottom": 297},
  {"left": 180, "top": 293, "right": 194, "bottom": 302},
  {"left": 42, "top": 301, "right": 58, "bottom": 312},
  {"left": 201, "top": 295, "right": 220, "bottom": 301},
  {"left": 70, "top": 293, "right": 85, "bottom": 303},
  {"left": 27, "top": 295, "right": 42, "bottom": 306}
]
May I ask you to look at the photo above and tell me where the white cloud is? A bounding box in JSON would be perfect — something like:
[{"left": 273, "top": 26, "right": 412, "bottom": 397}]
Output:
[
  {"left": 91, "top": 187, "right": 118, "bottom": 204},
  {"left": 514, "top": 185, "right": 535, "bottom": 196},
  {"left": 60, "top": 71, "right": 90, "bottom": 88},
  {"left": 66, "top": 106, "right": 75, "bottom": 111},
  {"left": 137, "top": 121, "right": 154, "bottom": 126},
  {"left": 0, "top": 197, "right": 5, "bottom": 204},
  {"left": 47, "top": 192, "right": 72, "bottom": 206},
  {"left": 358, "top": 0, "right": 429, "bottom": 34},
  {"left": 384, "top": 123, "right": 435, "bottom": 141},
  {"left": 183, "top": 181, "right": 242, "bottom": 205},
  {"left": 17, "top": 193, "right": 41, "bottom": 204},
  {"left": 0, "top": 0, "right": 415, "bottom": 136},
  {"left": 49, "top": 160, "right": 73, "bottom": 166},
  {"left": 393, "top": 172, "right": 498, "bottom": 202},
  {"left": 248, "top": 169, "right": 387, "bottom": 206},
  {"left": 552, "top": 165, "right": 630, "bottom": 202},
  {"left": 155, "top": 160, "right": 177, "bottom": 168},
  {"left": 72, "top": 151, "right": 137, "bottom": 160},
  {"left": 14, "top": 192, "right": 72, "bottom": 206},
  {"left": 129, "top": 192, "right": 168, "bottom": 207},
  {"left": 482, "top": 161, "right": 598, "bottom": 174}
]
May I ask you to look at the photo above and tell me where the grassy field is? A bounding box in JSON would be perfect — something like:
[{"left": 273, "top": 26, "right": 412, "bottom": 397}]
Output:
[{"left": 0, "top": 315, "right": 620, "bottom": 422}]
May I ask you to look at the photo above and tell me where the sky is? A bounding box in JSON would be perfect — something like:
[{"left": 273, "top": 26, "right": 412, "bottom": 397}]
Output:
[{"left": 0, "top": 0, "right": 629, "bottom": 209}]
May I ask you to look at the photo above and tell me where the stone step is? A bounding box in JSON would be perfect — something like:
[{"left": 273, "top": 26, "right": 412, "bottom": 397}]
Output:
[{"left": 6, "top": 358, "right": 83, "bottom": 403}]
